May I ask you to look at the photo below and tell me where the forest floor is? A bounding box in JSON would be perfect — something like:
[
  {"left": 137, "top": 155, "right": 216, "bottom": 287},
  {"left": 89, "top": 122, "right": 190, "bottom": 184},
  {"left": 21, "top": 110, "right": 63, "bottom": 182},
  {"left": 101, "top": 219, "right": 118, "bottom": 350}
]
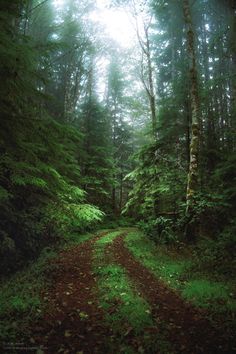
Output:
[{"left": 0, "top": 228, "right": 235, "bottom": 353}]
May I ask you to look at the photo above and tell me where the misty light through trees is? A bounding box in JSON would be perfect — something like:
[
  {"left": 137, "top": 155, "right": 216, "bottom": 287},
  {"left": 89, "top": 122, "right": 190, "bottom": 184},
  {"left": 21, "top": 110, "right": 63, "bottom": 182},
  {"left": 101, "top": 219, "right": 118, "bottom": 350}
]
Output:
[{"left": 0, "top": 0, "right": 235, "bottom": 352}]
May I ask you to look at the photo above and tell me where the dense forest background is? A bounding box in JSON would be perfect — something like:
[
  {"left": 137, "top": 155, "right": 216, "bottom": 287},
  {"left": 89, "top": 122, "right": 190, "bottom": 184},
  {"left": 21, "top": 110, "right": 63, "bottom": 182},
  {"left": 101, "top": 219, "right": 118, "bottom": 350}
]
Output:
[{"left": 0, "top": 0, "right": 235, "bottom": 276}]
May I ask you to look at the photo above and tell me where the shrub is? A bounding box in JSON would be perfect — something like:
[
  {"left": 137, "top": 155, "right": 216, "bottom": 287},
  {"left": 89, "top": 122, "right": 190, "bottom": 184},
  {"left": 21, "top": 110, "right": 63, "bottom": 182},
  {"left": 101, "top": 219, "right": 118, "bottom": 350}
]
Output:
[{"left": 138, "top": 217, "right": 177, "bottom": 245}]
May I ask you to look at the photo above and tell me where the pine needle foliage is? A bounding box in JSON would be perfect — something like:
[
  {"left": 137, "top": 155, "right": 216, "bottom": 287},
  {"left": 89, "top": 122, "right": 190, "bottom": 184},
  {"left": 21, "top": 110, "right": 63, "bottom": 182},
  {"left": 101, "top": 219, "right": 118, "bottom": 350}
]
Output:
[{"left": 0, "top": 2, "right": 103, "bottom": 275}]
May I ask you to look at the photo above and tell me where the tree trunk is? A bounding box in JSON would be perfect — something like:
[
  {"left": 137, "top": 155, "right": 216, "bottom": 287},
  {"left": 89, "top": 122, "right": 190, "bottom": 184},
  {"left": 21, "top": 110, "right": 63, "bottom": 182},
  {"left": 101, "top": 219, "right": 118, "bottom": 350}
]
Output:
[
  {"left": 135, "top": 12, "right": 157, "bottom": 139},
  {"left": 145, "top": 27, "right": 157, "bottom": 137},
  {"left": 230, "top": 1, "right": 236, "bottom": 150},
  {"left": 183, "top": 0, "right": 201, "bottom": 240}
]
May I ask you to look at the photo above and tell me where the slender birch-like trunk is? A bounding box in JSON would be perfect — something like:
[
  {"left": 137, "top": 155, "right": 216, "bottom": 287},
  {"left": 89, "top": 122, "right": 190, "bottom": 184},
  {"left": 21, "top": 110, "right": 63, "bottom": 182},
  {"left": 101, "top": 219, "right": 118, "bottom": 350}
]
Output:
[{"left": 183, "top": 0, "right": 201, "bottom": 239}]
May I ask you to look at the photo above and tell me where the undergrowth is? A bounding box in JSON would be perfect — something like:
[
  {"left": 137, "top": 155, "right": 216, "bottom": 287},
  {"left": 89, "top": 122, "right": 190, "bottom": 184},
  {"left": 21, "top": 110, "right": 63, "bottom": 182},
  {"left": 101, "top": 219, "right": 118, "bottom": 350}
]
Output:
[
  {"left": 100, "top": 216, "right": 135, "bottom": 230},
  {"left": 0, "top": 247, "right": 56, "bottom": 344},
  {"left": 125, "top": 230, "right": 236, "bottom": 334}
]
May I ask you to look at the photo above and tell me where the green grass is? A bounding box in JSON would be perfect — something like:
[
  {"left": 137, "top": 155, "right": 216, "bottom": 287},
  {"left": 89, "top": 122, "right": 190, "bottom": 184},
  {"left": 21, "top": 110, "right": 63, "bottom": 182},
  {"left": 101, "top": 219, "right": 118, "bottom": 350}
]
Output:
[
  {"left": 182, "top": 280, "right": 235, "bottom": 309},
  {"left": 97, "top": 264, "right": 152, "bottom": 332},
  {"left": 94, "top": 231, "right": 152, "bottom": 333},
  {"left": 93, "top": 230, "right": 172, "bottom": 353},
  {"left": 96, "top": 230, "right": 123, "bottom": 246},
  {"left": 125, "top": 230, "right": 236, "bottom": 315},
  {"left": 125, "top": 230, "right": 190, "bottom": 289}
]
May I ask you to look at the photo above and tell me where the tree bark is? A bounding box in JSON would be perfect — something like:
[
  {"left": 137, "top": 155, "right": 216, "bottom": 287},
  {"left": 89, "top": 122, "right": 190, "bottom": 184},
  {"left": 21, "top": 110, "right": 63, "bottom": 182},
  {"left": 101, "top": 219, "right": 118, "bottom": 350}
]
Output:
[
  {"left": 144, "top": 27, "right": 157, "bottom": 137},
  {"left": 230, "top": 1, "right": 236, "bottom": 150},
  {"left": 134, "top": 9, "right": 157, "bottom": 139},
  {"left": 183, "top": 0, "right": 201, "bottom": 240}
]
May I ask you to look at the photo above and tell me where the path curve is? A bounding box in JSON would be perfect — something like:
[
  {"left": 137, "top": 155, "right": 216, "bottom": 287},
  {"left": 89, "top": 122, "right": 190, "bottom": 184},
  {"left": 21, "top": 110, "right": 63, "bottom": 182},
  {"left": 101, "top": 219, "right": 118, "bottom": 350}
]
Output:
[
  {"left": 111, "top": 234, "right": 232, "bottom": 354},
  {"left": 22, "top": 229, "right": 234, "bottom": 353}
]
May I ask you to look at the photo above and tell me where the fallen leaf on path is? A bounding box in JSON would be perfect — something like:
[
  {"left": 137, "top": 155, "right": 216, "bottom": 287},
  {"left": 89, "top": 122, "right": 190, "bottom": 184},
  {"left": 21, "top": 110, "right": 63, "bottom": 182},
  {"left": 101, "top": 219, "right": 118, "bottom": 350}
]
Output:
[
  {"left": 78, "top": 335, "right": 85, "bottom": 339},
  {"left": 79, "top": 311, "right": 89, "bottom": 319},
  {"left": 124, "top": 327, "right": 133, "bottom": 336},
  {"left": 64, "top": 330, "right": 72, "bottom": 337},
  {"left": 36, "top": 350, "right": 44, "bottom": 354},
  {"left": 138, "top": 346, "right": 144, "bottom": 353}
]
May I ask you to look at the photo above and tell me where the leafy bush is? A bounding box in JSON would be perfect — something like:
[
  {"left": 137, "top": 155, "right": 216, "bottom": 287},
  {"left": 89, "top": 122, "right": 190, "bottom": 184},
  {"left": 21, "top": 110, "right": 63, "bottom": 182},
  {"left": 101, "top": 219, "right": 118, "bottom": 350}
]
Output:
[
  {"left": 138, "top": 217, "right": 177, "bottom": 245},
  {"left": 192, "top": 220, "right": 236, "bottom": 276},
  {"left": 0, "top": 118, "right": 104, "bottom": 274},
  {"left": 101, "top": 216, "right": 134, "bottom": 229}
]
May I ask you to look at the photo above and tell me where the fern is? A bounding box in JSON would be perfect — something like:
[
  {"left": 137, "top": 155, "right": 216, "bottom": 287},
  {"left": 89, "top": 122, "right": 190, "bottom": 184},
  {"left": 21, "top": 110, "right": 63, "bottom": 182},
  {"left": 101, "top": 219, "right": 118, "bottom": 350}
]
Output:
[{"left": 0, "top": 186, "right": 10, "bottom": 201}]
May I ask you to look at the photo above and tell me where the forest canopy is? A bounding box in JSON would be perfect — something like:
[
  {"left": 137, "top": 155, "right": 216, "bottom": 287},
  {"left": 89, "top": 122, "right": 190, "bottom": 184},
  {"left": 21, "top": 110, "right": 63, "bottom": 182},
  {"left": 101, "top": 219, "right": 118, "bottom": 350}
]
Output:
[{"left": 0, "top": 0, "right": 235, "bottom": 274}]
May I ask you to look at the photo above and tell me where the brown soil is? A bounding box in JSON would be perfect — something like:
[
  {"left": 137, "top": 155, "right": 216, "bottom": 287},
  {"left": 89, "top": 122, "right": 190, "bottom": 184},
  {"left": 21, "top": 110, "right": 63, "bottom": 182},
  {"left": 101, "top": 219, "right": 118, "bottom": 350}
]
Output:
[
  {"left": 28, "top": 232, "right": 113, "bottom": 354},
  {"left": 16, "top": 229, "right": 234, "bottom": 354},
  {"left": 111, "top": 234, "right": 234, "bottom": 354}
]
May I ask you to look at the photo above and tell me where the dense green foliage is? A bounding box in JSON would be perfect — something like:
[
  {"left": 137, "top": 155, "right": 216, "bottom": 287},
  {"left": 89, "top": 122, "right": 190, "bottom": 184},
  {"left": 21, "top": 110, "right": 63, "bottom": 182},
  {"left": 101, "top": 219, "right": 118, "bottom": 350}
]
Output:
[
  {"left": 0, "top": 0, "right": 235, "bottom": 294},
  {"left": 0, "top": 1, "right": 105, "bottom": 273},
  {"left": 124, "top": 0, "right": 236, "bottom": 253},
  {"left": 0, "top": 1, "right": 235, "bottom": 352}
]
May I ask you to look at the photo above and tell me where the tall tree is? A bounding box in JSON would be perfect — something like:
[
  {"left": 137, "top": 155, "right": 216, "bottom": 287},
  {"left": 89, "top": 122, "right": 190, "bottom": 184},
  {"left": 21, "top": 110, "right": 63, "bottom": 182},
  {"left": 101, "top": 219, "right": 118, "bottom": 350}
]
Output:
[
  {"left": 183, "top": 0, "right": 201, "bottom": 240},
  {"left": 106, "top": 56, "right": 133, "bottom": 213},
  {"left": 131, "top": 1, "right": 157, "bottom": 138}
]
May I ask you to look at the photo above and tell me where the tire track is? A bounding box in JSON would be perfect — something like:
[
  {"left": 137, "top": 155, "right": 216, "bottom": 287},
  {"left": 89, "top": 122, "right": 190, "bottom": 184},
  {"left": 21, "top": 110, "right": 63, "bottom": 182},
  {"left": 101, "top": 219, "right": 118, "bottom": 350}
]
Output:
[
  {"left": 27, "top": 231, "right": 113, "bottom": 354},
  {"left": 111, "top": 233, "right": 232, "bottom": 354}
]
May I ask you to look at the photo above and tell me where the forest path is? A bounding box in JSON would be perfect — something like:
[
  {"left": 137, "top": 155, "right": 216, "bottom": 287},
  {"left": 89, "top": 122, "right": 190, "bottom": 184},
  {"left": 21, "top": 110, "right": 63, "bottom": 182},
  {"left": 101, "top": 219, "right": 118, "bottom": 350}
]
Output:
[
  {"left": 27, "top": 229, "right": 231, "bottom": 354},
  {"left": 111, "top": 234, "right": 230, "bottom": 354},
  {"left": 31, "top": 230, "right": 113, "bottom": 353}
]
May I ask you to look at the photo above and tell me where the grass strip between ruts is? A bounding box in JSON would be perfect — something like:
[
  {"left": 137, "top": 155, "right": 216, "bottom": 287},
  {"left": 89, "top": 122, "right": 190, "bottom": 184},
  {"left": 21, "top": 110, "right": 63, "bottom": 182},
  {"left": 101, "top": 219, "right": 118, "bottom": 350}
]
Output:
[{"left": 93, "top": 229, "right": 172, "bottom": 353}]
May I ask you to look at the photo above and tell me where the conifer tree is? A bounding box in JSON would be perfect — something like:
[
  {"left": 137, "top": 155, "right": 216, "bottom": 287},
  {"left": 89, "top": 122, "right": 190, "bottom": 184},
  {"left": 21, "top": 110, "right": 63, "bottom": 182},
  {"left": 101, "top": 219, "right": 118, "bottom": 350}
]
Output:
[{"left": 183, "top": 0, "right": 201, "bottom": 240}]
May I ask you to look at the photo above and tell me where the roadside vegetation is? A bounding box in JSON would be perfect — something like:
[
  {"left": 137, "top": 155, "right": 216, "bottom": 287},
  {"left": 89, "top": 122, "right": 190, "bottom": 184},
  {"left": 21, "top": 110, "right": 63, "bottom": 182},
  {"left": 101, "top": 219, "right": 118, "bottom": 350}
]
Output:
[
  {"left": 0, "top": 231, "right": 96, "bottom": 345},
  {"left": 125, "top": 230, "right": 236, "bottom": 337}
]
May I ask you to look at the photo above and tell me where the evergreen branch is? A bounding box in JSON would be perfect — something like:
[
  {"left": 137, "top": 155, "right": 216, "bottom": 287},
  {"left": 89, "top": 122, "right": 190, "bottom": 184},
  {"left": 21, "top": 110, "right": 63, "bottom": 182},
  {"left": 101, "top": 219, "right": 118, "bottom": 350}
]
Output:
[{"left": 29, "top": 0, "right": 50, "bottom": 15}]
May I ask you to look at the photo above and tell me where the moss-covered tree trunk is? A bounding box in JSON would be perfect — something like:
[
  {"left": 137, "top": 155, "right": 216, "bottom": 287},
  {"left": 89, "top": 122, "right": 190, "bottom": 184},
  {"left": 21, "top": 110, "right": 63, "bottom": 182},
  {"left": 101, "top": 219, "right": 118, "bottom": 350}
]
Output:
[
  {"left": 183, "top": 0, "right": 201, "bottom": 240},
  {"left": 230, "top": 1, "right": 236, "bottom": 150}
]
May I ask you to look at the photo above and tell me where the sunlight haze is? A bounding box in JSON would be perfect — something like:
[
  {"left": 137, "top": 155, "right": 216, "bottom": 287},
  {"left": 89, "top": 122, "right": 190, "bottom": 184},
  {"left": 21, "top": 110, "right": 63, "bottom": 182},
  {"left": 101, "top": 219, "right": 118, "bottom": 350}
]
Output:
[{"left": 91, "top": 0, "right": 136, "bottom": 48}]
